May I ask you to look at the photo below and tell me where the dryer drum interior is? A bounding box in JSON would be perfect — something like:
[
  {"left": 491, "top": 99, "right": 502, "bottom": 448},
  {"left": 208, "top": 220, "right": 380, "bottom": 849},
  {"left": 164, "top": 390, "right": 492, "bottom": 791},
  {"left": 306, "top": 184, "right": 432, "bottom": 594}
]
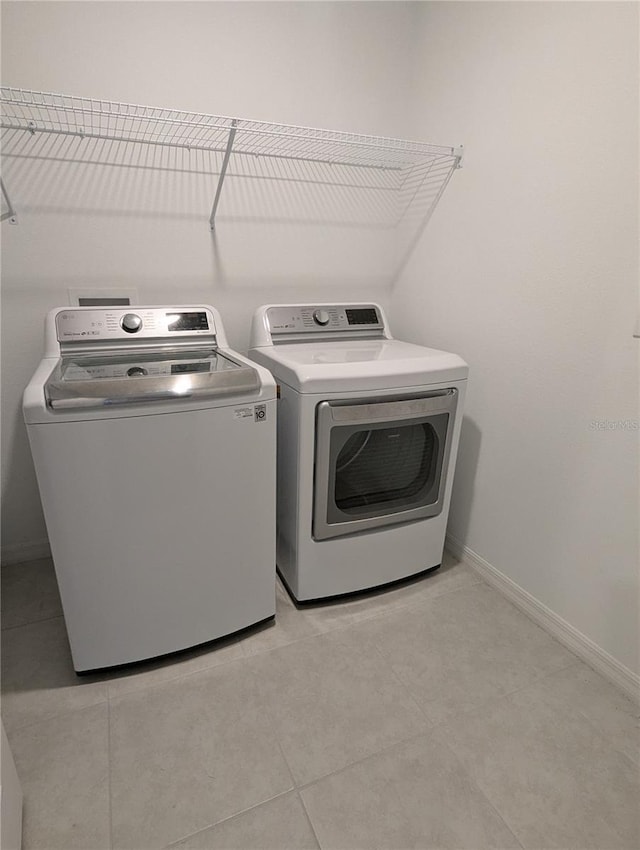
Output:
[{"left": 333, "top": 420, "right": 441, "bottom": 512}]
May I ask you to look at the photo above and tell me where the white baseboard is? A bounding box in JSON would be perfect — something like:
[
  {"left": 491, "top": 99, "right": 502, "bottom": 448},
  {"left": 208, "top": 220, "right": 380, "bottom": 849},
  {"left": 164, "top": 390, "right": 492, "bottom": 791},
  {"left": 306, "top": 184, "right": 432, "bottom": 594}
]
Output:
[
  {"left": 1, "top": 538, "right": 51, "bottom": 567},
  {"left": 446, "top": 534, "right": 640, "bottom": 706}
]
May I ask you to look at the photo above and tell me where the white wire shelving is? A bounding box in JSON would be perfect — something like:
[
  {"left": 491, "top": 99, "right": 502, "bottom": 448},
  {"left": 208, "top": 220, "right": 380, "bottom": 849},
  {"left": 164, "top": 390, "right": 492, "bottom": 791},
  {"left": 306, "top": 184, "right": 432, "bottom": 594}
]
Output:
[{"left": 0, "top": 87, "right": 463, "bottom": 230}]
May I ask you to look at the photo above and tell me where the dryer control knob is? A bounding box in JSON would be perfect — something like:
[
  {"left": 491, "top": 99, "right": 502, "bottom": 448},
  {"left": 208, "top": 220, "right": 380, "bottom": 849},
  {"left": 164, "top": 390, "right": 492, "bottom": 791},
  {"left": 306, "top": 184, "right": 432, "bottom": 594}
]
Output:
[
  {"left": 313, "top": 309, "right": 330, "bottom": 326},
  {"left": 121, "top": 313, "right": 143, "bottom": 334}
]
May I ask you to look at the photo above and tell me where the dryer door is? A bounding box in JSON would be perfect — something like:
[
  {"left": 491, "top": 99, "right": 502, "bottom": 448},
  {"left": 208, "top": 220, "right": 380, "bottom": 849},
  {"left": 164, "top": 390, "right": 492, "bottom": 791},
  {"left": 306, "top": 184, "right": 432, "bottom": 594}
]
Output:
[{"left": 313, "top": 390, "right": 458, "bottom": 540}]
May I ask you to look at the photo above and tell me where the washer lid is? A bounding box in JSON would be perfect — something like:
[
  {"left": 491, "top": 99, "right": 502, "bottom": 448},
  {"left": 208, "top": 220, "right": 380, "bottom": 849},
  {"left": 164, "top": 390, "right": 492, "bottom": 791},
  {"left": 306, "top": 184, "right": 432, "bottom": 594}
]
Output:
[
  {"left": 249, "top": 339, "right": 468, "bottom": 393},
  {"left": 45, "top": 348, "right": 261, "bottom": 409}
]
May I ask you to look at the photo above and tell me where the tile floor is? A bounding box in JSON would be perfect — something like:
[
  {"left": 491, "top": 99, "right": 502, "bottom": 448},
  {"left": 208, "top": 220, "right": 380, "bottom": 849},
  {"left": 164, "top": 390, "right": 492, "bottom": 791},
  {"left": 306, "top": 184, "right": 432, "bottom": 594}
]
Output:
[{"left": 1, "top": 552, "right": 639, "bottom": 850}]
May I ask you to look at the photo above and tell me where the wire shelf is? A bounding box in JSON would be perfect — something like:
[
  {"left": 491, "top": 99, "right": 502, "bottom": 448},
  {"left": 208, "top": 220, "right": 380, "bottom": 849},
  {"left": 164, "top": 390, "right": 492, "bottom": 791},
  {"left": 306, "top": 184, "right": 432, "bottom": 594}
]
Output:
[{"left": 0, "top": 87, "right": 462, "bottom": 230}]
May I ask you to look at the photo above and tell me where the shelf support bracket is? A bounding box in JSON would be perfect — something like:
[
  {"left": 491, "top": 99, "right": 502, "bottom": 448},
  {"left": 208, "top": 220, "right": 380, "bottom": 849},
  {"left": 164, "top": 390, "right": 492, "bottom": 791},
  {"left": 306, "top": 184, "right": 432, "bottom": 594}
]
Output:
[
  {"left": 209, "top": 119, "right": 238, "bottom": 230},
  {"left": 1, "top": 178, "right": 18, "bottom": 224},
  {"left": 453, "top": 145, "right": 464, "bottom": 168}
]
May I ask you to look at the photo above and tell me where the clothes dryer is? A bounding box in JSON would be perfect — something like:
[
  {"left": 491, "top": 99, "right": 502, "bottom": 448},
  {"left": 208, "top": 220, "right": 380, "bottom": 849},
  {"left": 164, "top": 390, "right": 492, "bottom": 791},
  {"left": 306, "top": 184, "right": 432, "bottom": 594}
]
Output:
[
  {"left": 249, "top": 302, "right": 468, "bottom": 601},
  {"left": 24, "top": 305, "right": 276, "bottom": 672}
]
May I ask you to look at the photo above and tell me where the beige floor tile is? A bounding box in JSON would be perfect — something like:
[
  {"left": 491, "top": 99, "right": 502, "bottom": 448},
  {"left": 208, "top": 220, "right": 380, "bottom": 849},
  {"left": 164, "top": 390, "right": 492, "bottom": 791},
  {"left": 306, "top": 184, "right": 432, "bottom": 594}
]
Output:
[
  {"left": 301, "top": 732, "right": 522, "bottom": 849},
  {"left": 353, "top": 583, "right": 577, "bottom": 724},
  {"left": 8, "top": 703, "right": 110, "bottom": 850},
  {"left": 169, "top": 792, "right": 319, "bottom": 849},
  {"left": 109, "top": 658, "right": 293, "bottom": 849},
  {"left": 1, "top": 557, "right": 63, "bottom": 629},
  {"left": 247, "top": 628, "right": 429, "bottom": 786},
  {"left": 527, "top": 662, "right": 640, "bottom": 765},
  {"left": 1, "top": 617, "right": 109, "bottom": 734},
  {"left": 436, "top": 677, "right": 640, "bottom": 849}
]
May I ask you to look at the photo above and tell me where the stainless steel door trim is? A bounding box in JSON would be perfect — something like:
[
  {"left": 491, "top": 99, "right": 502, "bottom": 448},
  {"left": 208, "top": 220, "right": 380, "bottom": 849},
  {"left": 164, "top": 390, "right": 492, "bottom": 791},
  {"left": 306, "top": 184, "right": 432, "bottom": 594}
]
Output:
[
  {"left": 328, "top": 390, "right": 456, "bottom": 423},
  {"left": 58, "top": 339, "right": 219, "bottom": 357},
  {"left": 313, "top": 389, "right": 458, "bottom": 541},
  {"left": 50, "top": 393, "right": 184, "bottom": 410},
  {"left": 46, "top": 367, "right": 260, "bottom": 410}
]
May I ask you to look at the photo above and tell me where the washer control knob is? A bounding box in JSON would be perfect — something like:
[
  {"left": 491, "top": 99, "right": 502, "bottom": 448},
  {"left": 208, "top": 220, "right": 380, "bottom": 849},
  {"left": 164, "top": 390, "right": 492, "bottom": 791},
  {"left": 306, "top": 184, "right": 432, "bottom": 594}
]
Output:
[
  {"left": 313, "top": 309, "right": 330, "bottom": 326},
  {"left": 121, "top": 313, "right": 143, "bottom": 334}
]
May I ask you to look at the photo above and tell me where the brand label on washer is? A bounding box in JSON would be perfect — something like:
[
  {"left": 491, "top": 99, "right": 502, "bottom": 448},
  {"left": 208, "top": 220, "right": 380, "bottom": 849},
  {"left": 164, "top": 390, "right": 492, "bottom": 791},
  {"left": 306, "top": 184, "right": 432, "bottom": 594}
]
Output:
[{"left": 233, "top": 405, "right": 267, "bottom": 422}]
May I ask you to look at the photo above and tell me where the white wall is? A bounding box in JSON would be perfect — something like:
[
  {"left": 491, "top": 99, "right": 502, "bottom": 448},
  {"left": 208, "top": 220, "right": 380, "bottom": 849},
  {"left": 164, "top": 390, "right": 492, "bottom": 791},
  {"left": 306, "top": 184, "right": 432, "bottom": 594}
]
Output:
[
  {"left": 1, "top": 1, "right": 419, "bottom": 554},
  {"left": 391, "top": 2, "right": 639, "bottom": 674}
]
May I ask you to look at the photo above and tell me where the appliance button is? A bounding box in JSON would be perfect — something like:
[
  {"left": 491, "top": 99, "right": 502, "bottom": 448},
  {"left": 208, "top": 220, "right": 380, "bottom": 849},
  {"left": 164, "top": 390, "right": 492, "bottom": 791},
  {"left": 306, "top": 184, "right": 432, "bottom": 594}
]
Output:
[
  {"left": 313, "top": 309, "right": 330, "bottom": 326},
  {"left": 121, "top": 313, "right": 143, "bottom": 333}
]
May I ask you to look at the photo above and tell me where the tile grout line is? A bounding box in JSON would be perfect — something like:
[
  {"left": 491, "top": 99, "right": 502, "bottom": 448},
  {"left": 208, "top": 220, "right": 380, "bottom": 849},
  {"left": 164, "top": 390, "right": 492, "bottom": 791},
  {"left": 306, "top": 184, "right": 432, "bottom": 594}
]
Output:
[
  {"left": 105, "top": 644, "right": 248, "bottom": 703},
  {"left": 424, "top": 656, "right": 586, "bottom": 732},
  {"left": 241, "top": 637, "right": 437, "bottom": 801},
  {"left": 571, "top": 713, "right": 640, "bottom": 772},
  {"left": 244, "top": 651, "right": 299, "bottom": 793},
  {"left": 295, "top": 787, "right": 322, "bottom": 850},
  {"left": 1, "top": 612, "right": 65, "bottom": 633},
  {"left": 162, "top": 655, "right": 299, "bottom": 849},
  {"left": 163, "top": 789, "right": 295, "bottom": 849},
  {"left": 533, "top": 665, "right": 640, "bottom": 770},
  {"left": 264, "top": 572, "right": 487, "bottom": 656},
  {"left": 368, "top": 638, "right": 436, "bottom": 730},
  {"left": 2, "top": 694, "right": 110, "bottom": 739},
  {"left": 430, "top": 726, "right": 527, "bottom": 850},
  {"left": 107, "top": 698, "right": 114, "bottom": 850},
  {"left": 429, "top": 662, "right": 640, "bottom": 847},
  {"left": 307, "top": 630, "right": 524, "bottom": 841},
  {"left": 337, "top": 579, "right": 530, "bottom": 733},
  {"left": 350, "top": 575, "right": 488, "bottom": 628},
  {"left": 293, "top": 727, "right": 432, "bottom": 796}
]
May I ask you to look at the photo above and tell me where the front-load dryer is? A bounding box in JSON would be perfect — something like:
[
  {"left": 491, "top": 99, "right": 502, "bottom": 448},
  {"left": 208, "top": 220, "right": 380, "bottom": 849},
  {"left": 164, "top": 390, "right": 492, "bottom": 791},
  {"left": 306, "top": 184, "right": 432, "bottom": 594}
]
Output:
[
  {"left": 249, "top": 302, "right": 468, "bottom": 602},
  {"left": 24, "top": 305, "right": 276, "bottom": 672}
]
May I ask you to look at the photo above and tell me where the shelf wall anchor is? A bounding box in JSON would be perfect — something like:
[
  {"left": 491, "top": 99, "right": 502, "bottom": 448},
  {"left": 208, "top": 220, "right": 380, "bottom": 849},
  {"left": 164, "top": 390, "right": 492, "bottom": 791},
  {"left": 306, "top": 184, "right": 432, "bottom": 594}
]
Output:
[
  {"left": 1, "top": 178, "right": 18, "bottom": 224},
  {"left": 209, "top": 119, "right": 238, "bottom": 230}
]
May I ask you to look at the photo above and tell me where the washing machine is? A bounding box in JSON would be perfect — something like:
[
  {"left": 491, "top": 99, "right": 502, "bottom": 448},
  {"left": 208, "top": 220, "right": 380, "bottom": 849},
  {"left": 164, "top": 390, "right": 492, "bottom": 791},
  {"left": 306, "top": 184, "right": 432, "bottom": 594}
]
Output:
[
  {"left": 24, "top": 305, "right": 276, "bottom": 672},
  {"left": 248, "top": 302, "right": 468, "bottom": 602}
]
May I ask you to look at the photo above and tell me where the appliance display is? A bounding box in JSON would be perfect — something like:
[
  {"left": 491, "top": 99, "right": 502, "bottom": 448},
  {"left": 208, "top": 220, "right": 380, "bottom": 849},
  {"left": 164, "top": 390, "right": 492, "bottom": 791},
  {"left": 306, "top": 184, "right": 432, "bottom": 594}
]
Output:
[
  {"left": 249, "top": 302, "right": 468, "bottom": 602},
  {"left": 167, "top": 311, "right": 210, "bottom": 332},
  {"left": 24, "top": 305, "right": 277, "bottom": 672}
]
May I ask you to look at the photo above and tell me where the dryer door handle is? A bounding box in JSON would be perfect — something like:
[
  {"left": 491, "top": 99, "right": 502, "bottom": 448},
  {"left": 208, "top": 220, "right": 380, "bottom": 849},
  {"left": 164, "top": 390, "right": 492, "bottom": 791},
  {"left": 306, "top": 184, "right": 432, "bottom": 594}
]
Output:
[{"left": 327, "top": 389, "right": 457, "bottom": 424}]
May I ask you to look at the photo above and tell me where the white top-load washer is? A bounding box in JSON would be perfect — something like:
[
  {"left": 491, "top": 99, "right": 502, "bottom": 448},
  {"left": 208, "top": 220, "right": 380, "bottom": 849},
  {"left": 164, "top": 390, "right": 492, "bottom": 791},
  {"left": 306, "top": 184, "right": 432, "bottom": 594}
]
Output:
[
  {"left": 249, "top": 302, "right": 468, "bottom": 602},
  {"left": 24, "top": 305, "right": 276, "bottom": 672}
]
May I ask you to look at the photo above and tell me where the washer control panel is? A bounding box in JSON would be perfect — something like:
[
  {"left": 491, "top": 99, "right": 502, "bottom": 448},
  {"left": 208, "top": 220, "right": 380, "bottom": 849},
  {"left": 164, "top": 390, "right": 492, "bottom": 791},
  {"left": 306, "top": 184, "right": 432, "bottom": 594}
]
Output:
[
  {"left": 56, "top": 307, "right": 215, "bottom": 343},
  {"left": 267, "top": 305, "right": 383, "bottom": 335}
]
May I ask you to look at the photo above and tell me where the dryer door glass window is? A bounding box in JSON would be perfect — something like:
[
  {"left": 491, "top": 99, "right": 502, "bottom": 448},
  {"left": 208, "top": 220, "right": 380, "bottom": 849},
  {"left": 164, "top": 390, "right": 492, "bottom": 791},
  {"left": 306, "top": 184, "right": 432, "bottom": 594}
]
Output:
[{"left": 334, "top": 422, "right": 440, "bottom": 515}]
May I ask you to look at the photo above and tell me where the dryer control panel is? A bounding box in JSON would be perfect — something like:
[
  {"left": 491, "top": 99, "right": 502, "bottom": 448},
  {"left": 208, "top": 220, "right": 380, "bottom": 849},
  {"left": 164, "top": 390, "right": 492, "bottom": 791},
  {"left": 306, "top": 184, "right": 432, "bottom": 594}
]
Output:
[{"left": 267, "top": 304, "right": 384, "bottom": 336}]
